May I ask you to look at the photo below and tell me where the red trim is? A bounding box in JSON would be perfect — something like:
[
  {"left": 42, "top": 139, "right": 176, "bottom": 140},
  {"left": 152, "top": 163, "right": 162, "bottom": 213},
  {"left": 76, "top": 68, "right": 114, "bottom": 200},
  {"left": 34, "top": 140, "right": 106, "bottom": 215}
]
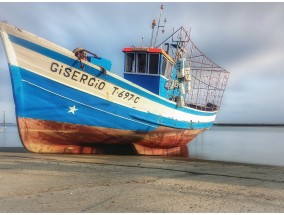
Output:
[
  {"left": 122, "top": 47, "right": 134, "bottom": 52},
  {"left": 122, "top": 47, "right": 163, "bottom": 53},
  {"left": 122, "top": 47, "right": 174, "bottom": 63},
  {"left": 148, "top": 48, "right": 163, "bottom": 53}
]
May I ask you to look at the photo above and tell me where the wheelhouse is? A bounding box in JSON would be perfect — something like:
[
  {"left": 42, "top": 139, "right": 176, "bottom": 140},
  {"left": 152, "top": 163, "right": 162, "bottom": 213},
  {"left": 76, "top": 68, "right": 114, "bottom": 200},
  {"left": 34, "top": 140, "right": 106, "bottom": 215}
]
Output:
[{"left": 123, "top": 47, "right": 174, "bottom": 97}]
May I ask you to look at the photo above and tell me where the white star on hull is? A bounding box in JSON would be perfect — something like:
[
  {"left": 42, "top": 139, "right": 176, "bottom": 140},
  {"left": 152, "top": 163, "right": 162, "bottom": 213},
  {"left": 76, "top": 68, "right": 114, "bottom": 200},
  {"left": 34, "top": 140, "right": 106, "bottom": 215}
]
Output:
[{"left": 68, "top": 105, "right": 78, "bottom": 115}]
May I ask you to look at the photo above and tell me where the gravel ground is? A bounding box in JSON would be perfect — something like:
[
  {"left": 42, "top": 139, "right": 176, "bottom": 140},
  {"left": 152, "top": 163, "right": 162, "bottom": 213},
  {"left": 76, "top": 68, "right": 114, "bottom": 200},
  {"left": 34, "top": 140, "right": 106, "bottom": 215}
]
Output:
[{"left": 0, "top": 151, "right": 283, "bottom": 212}]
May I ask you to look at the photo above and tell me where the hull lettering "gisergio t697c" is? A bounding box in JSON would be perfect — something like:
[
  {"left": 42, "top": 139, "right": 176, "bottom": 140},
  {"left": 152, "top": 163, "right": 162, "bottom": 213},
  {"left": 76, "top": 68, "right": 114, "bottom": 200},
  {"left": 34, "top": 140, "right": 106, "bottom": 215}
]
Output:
[{"left": 50, "top": 62, "right": 106, "bottom": 90}]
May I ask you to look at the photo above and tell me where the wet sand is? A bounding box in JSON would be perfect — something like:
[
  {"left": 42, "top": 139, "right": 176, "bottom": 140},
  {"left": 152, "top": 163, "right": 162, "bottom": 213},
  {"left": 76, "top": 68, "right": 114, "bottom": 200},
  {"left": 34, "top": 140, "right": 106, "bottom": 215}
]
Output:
[{"left": 0, "top": 149, "right": 284, "bottom": 212}]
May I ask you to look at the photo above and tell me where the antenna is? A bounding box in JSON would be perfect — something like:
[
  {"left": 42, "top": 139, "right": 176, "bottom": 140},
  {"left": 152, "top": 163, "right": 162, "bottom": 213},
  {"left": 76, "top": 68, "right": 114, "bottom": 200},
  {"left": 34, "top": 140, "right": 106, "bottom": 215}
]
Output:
[
  {"left": 141, "top": 36, "right": 144, "bottom": 47},
  {"left": 153, "top": 5, "right": 167, "bottom": 48}
]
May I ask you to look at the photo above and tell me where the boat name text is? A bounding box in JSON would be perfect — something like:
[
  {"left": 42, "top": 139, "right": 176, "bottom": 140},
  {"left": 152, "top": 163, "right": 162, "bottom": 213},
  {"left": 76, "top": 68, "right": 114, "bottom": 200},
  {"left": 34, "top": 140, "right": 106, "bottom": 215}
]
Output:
[
  {"left": 50, "top": 62, "right": 105, "bottom": 90},
  {"left": 50, "top": 62, "right": 140, "bottom": 104}
]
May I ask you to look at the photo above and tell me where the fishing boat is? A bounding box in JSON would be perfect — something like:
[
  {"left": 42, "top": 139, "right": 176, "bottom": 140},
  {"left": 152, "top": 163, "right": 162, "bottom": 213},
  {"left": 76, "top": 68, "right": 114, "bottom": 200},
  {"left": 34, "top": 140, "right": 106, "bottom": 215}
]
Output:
[{"left": 0, "top": 7, "right": 229, "bottom": 155}]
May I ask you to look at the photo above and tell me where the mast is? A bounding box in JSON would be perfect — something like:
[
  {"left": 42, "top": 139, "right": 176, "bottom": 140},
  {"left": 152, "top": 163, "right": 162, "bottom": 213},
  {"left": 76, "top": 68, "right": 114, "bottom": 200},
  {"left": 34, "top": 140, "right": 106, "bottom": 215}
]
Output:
[{"left": 151, "top": 5, "right": 167, "bottom": 48}]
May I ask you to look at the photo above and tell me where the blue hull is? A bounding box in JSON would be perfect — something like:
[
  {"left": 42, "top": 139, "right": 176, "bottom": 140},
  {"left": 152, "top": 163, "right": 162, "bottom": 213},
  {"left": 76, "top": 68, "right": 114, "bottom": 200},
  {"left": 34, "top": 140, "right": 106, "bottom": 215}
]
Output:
[
  {"left": 10, "top": 65, "right": 214, "bottom": 131},
  {"left": 0, "top": 22, "right": 222, "bottom": 155}
]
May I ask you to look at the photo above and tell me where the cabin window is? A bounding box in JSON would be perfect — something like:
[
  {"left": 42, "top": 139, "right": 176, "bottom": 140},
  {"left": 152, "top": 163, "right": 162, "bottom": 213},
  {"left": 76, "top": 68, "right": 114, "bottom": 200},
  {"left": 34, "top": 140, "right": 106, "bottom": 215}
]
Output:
[
  {"left": 137, "top": 53, "right": 147, "bottom": 74},
  {"left": 148, "top": 54, "right": 159, "bottom": 74},
  {"left": 125, "top": 52, "right": 135, "bottom": 73},
  {"left": 161, "top": 56, "right": 173, "bottom": 78}
]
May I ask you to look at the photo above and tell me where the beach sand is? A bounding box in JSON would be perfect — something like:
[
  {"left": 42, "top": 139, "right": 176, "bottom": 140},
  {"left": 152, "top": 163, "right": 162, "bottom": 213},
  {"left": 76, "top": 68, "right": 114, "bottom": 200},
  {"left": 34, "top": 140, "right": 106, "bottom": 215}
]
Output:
[{"left": 0, "top": 149, "right": 283, "bottom": 212}]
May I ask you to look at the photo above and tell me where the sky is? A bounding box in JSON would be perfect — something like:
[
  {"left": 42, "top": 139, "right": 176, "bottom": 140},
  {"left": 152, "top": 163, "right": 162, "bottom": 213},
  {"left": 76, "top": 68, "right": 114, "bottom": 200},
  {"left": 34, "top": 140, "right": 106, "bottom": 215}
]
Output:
[{"left": 0, "top": 2, "right": 284, "bottom": 124}]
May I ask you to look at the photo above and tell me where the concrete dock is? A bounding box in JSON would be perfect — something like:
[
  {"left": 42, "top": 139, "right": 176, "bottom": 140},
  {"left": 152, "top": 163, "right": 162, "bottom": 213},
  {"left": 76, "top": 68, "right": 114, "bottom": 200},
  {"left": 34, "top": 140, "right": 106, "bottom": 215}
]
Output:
[{"left": 0, "top": 149, "right": 284, "bottom": 212}]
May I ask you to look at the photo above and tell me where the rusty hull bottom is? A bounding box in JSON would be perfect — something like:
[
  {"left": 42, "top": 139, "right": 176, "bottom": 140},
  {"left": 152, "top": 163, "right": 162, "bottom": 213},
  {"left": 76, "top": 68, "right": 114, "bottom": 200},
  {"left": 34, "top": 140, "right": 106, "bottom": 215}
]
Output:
[{"left": 17, "top": 118, "right": 205, "bottom": 156}]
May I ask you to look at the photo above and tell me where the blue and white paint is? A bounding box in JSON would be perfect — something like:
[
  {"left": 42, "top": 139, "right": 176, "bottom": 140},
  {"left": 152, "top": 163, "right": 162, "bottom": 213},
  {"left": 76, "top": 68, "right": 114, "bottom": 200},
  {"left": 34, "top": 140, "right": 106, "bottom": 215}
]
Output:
[{"left": 0, "top": 22, "right": 217, "bottom": 135}]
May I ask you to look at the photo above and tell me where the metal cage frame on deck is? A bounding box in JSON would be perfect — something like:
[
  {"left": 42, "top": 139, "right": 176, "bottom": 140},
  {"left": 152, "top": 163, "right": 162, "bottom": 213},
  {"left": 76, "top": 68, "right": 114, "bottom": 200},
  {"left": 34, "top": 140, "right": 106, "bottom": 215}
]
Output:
[
  {"left": 158, "top": 27, "right": 230, "bottom": 111},
  {"left": 185, "top": 39, "right": 229, "bottom": 111}
]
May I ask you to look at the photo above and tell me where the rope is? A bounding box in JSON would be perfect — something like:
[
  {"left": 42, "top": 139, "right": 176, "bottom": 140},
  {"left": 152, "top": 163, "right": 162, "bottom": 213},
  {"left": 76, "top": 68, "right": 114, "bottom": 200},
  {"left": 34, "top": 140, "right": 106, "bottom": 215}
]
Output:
[
  {"left": 74, "top": 50, "right": 86, "bottom": 70},
  {"left": 73, "top": 48, "right": 106, "bottom": 76}
]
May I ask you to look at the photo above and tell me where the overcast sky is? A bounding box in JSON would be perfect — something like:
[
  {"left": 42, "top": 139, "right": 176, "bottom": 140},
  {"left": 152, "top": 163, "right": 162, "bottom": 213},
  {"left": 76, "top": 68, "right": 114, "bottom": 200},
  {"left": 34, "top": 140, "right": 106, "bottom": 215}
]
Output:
[{"left": 0, "top": 2, "right": 284, "bottom": 124}]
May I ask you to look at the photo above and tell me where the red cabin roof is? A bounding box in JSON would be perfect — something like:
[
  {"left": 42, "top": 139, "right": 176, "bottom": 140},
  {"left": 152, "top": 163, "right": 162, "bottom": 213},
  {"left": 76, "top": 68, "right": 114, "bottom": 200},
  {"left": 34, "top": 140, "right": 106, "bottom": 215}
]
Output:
[{"left": 122, "top": 47, "right": 174, "bottom": 63}]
